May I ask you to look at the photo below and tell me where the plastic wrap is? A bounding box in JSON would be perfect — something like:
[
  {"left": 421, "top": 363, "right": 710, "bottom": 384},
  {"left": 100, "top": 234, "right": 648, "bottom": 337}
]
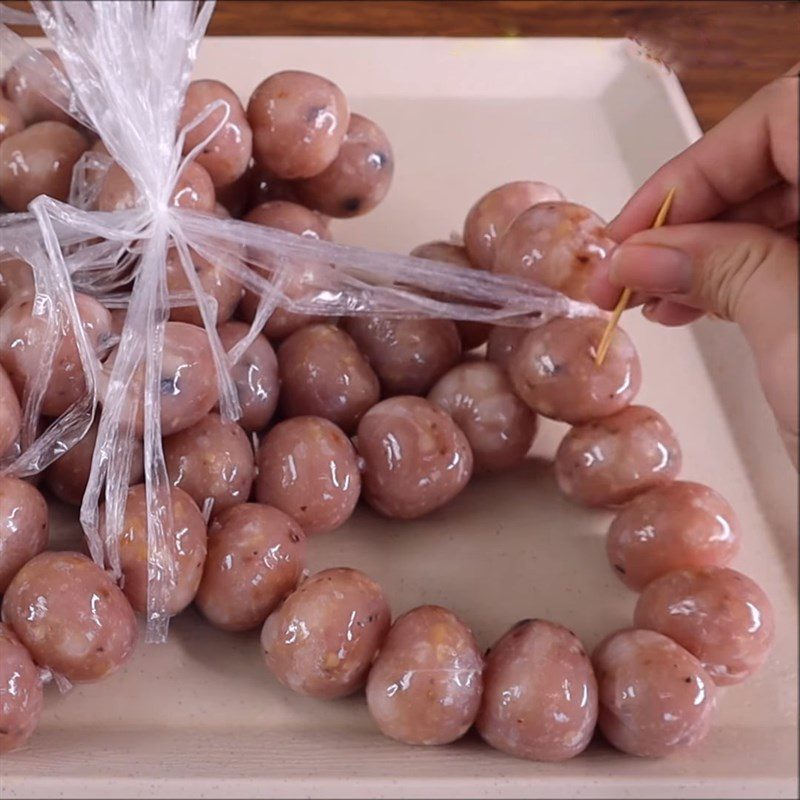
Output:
[{"left": 0, "top": 1, "right": 599, "bottom": 642}]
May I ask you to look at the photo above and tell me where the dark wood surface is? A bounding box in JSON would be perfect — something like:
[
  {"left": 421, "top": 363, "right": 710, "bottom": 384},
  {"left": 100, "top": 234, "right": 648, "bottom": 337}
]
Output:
[{"left": 7, "top": 1, "right": 799, "bottom": 131}]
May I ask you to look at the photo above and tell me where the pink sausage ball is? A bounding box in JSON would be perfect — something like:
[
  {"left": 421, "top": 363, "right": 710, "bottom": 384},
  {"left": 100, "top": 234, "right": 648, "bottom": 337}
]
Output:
[
  {"left": 164, "top": 412, "right": 255, "bottom": 514},
  {"left": 366, "top": 605, "right": 483, "bottom": 746},
  {"left": 2, "top": 551, "right": 138, "bottom": 683},
  {"left": 606, "top": 481, "right": 741, "bottom": 591},
  {"left": 294, "top": 112, "right": 394, "bottom": 217},
  {"left": 508, "top": 316, "right": 641, "bottom": 424},
  {"left": 494, "top": 201, "right": 615, "bottom": 302},
  {"left": 196, "top": 503, "right": 307, "bottom": 632},
  {"left": 357, "top": 396, "right": 474, "bottom": 519},
  {"left": 261, "top": 567, "right": 390, "bottom": 699},
  {"left": 0, "top": 292, "right": 112, "bottom": 418},
  {"left": 476, "top": 619, "right": 598, "bottom": 762},
  {"left": 277, "top": 323, "right": 380, "bottom": 434},
  {"left": 255, "top": 416, "right": 361, "bottom": 535},
  {"left": 216, "top": 321, "right": 279, "bottom": 432},
  {"left": 634, "top": 567, "right": 775, "bottom": 685},
  {"left": 464, "top": 180, "right": 565, "bottom": 270},
  {"left": 428, "top": 361, "right": 537, "bottom": 473},
  {"left": 111, "top": 484, "right": 207, "bottom": 617},
  {"left": 4, "top": 49, "right": 72, "bottom": 125},
  {"left": 179, "top": 79, "right": 253, "bottom": 188},
  {"left": 102, "top": 321, "right": 220, "bottom": 438},
  {"left": 593, "top": 628, "right": 717, "bottom": 758},
  {"left": 344, "top": 316, "right": 462, "bottom": 397},
  {"left": 555, "top": 406, "right": 682, "bottom": 508},
  {"left": 0, "top": 121, "right": 89, "bottom": 211},
  {"left": 247, "top": 70, "right": 350, "bottom": 180}
]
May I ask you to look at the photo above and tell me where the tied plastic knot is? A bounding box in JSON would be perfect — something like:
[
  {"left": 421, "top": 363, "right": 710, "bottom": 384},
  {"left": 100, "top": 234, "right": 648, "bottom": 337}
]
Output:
[{"left": 138, "top": 96, "right": 232, "bottom": 228}]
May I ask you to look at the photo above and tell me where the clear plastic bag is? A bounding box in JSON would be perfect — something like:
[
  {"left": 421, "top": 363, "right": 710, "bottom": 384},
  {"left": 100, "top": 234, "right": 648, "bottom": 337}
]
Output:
[{"left": 0, "top": 1, "right": 599, "bottom": 642}]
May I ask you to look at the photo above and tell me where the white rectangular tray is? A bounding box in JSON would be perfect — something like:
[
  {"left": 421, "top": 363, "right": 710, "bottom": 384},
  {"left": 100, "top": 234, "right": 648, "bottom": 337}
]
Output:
[{"left": 4, "top": 36, "right": 798, "bottom": 799}]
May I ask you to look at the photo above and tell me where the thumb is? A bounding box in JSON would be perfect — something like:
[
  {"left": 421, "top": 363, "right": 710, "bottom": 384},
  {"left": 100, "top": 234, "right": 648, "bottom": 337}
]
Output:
[
  {"left": 609, "top": 222, "right": 798, "bottom": 463},
  {"left": 607, "top": 222, "right": 798, "bottom": 350}
]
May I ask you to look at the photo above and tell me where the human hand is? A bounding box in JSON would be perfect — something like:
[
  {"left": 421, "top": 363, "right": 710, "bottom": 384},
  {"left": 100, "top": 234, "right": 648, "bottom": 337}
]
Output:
[{"left": 589, "top": 65, "right": 799, "bottom": 465}]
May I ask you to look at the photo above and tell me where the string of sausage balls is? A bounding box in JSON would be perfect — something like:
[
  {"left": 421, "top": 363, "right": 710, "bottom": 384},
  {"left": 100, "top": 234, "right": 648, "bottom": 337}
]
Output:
[{"left": 0, "top": 57, "right": 775, "bottom": 762}]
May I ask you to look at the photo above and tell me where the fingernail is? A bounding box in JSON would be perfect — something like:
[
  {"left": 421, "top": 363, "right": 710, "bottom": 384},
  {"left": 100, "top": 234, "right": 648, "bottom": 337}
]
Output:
[
  {"left": 642, "top": 299, "right": 660, "bottom": 320},
  {"left": 609, "top": 244, "right": 693, "bottom": 293}
]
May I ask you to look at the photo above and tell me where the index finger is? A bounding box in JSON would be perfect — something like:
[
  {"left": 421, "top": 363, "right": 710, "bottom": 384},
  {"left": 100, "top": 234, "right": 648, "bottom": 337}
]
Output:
[{"left": 609, "top": 64, "right": 799, "bottom": 242}]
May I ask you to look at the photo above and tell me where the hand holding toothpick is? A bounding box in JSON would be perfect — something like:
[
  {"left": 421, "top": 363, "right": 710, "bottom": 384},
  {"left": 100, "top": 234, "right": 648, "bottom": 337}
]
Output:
[{"left": 594, "top": 188, "right": 676, "bottom": 366}]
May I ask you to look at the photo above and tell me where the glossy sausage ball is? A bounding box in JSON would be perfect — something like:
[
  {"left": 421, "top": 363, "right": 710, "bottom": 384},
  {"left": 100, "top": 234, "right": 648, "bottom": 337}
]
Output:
[
  {"left": 164, "top": 412, "right": 255, "bottom": 514},
  {"left": 486, "top": 325, "right": 527, "bottom": 370},
  {"left": 555, "top": 406, "right": 682, "bottom": 508},
  {"left": 2, "top": 551, "right": 138, "bottom": 683},
  {"left": 464, "top": 181, "right": 565, "bottom": 270},
  {"left": 107, "top": 484, "right": 207, "bottom": 617},
  {"left": 634, "top": 567, "right": 774, "bottom": 685},
  {"left": 606, "top": 481, "right": 741, "bottom": 591},
  {"left": 0, "top": 121, "right": 89, "bottom": 211},
  {"left": 0, "top": 258, "right": 34, "bottom": 310},
  {"left": 410, "top": 241, "right": 491, "bottom": 351},
  {"left": 247, "top": 70, "right": 350, "bottom": 179},
  {"left": 3, "top": 50, "right": 72, "bottom": 125},
  {"left": 344, "top": 316, "right": 462, "bottom": 397},
  {"left": 179, "top": 79, "right": 253, "bottom": 188},
  {"left": 0, "top": 476, "right": 49, "bottom": 593},
  {"left": 239, "top": 200, "right": 333, "bottom": 339},
  {"left": 195, "top": 503, "right": 307, "bottom": 632},
  {"left": 0, "top": 623, "right": 43, "bottom": 754},
  {"left": 428, "top": 361, "right": 537, "bottom": 473},
  {"left": 0, "top": 363, "right": 21, "bottom": 456},
  {"left": 216, "top": 320, "right": 279, "bottom": 432},
  {"left": 508, "top": 316, "right": 641, "bottom": 423},
  {"left": 45, "top": 419, "right": 145, "bottom": 507},
  {"left": 97, "top": 160, "right": 215, "bottom": 213},
  {"left": 103, "top": 321, "right": 219, "bottom": 437},
  {"left": 0, "top": 98, "right": 24, "bottom": 144},
  {"left": 476, "top": 619, "right": 597, "bottom": 762},
  {"left": 294, "top": 113, "right": 393, "bottom": 217},
  {"left": 494, "top": 201, "right": 615, "bottom": 302},
  {"left": 255, "top": 416, "right": 361, "bottom": 535},
  {"left": 593, "top": 628, "right": 717, "bottom": 757},
  {"left": 261, "top": 567, "right": 390, "bottom": 698},
  {"left": 366, "top": 605, "right": 483, "bottom": 745},
  {"left": 278, "top": 323, "right": 379, "bottom": 434},
  {"left": 357, "top": 396, "right": 474, "bottom": 519},
  {"left": 0, "top": 292, "right": 112, "bottom": 417},
  {"left": 166, "top": 246, "right": 242, "bottom": 326}
]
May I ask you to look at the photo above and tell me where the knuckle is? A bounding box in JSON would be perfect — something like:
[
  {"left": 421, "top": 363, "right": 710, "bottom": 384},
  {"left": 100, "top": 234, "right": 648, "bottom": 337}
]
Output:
[{"left": 704, "top": 230, "right": 774, "bottom": 320}]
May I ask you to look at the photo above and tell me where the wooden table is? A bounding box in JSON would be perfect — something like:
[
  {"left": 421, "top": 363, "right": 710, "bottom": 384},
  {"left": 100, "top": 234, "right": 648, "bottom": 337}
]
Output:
[{"left": 7, "top": 1, "right": 799, "bottom": 131}]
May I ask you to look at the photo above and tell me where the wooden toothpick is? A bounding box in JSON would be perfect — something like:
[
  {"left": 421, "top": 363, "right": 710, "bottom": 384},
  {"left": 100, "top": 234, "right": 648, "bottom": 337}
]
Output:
[{"left": 595, "top": 187, "right": 676, "bottom": 366}]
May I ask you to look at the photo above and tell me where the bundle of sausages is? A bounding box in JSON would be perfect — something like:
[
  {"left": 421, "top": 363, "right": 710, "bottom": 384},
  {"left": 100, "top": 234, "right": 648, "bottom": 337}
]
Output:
[{"left": 0, "top": 0, "right": 773, "bottom": 765}]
